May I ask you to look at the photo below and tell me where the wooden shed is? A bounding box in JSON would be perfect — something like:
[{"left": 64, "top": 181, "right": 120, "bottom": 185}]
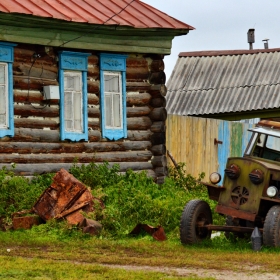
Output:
[{"left": 0, "top": 0, "right": 194, "bottom": 183}]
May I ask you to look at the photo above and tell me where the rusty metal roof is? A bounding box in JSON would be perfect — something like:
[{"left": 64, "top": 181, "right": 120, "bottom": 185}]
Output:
[
  {"left": 0, "top": 0, "right": 194, "bottom": 30},
  {"left": 166, "top": 48, "right": 280, "bottom": 116}
]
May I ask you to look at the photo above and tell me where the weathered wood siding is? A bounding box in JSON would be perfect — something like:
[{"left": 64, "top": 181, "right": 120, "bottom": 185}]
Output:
[
  {"left": 166, "top": 115, "right": 253, "bottom": 180},
  {"left": 0, "top": 44, "right": 167, "bottom": 182}
]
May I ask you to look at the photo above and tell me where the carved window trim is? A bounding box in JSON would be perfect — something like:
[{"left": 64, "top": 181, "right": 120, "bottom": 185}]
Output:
[
  {"left": 100, "top": 53, "right": 127, "bottom": 140},
  {"left": 0, "top": 42, "right": 16, "bottom": 138},
  {"left": 58, "top": 51, "right": 90, "bottom": 141}
]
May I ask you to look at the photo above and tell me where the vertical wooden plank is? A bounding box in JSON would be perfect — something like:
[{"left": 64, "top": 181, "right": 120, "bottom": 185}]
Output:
[
  {"left": 181, "top": 115, "right": 187, "bottom": 166},
  {"left": 242, "top": 123, "right": 253, "bottom": 154},
  {"left": 185, "top": 116, "right": 191, "bottom": 172},
  {"left": 231, "top": 122, "right": 243, "bottom": 157},
  {"left": 218, "top": 120, "right": 230, "bottom": 182}
]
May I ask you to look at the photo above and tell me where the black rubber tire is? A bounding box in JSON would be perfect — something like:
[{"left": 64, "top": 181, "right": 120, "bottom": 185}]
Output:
[
  {"left": 263, "top": 205, "right": 280, "bottom": 247},
  {"left": 180, "top": 199, "right": 212, "bottom": 245}
]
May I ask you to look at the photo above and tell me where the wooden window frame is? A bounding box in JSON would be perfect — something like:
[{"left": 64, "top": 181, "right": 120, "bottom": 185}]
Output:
[
  {"left": 58, "top": 51, "right": 90, "bottom": 141},
  {"left": 0, "top": 42, "right": 16, "bottom": 138},
  {"left": 100, "top": 53, "right": 127, "bottom": 140}
]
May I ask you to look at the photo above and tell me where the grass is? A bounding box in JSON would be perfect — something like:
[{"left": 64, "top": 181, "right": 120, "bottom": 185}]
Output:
[
  {"left": 1, "top": 256, "right": 212, "bottom": 280},
  {"left": 0, "top": 227, "right": 280, "bottom": 278}
]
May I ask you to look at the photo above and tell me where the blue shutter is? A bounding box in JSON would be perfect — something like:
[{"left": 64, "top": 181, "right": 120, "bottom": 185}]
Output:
[
  {"left": 100, "top": 53, "right": 127, "bottom": 140},
  {"left": 58, "top": 51, "right": 90, "bottom": 141},
  {"left": 0, "top": 42, "right": 17, "bottom": 138}
]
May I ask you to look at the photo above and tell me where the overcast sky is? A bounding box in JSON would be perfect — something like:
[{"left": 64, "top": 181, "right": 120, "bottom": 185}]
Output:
[{"left": 141, "top": 0, "right": 280, "bottom": 81}]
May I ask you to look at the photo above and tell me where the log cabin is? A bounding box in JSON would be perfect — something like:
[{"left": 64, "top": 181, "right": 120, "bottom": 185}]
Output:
[{"left": 0, "top": 0, "right": 194, "bottom": 183}]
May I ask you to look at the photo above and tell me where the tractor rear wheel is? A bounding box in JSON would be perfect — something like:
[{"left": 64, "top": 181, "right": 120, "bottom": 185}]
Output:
[{"left": 180, "top": 199, "right": 212, "bottom": 245}]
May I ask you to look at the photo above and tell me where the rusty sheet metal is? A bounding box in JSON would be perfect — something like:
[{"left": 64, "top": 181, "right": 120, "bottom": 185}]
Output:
[
  {"left": 130, "top": 224, "right": 167, "bottom": 241},
  {"left": 12, "top": 215, "right": 41, "bottom": 230},
  {"left": 0, "top": 0, "right": 194, "bottom": 30},
  {"left": 33, "top": 168, "right": 94, "bottom": 223}
]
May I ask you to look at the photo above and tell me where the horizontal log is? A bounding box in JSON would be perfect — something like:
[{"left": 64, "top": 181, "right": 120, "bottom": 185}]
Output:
[
  {"left": 14, "top": 90, "right": 43, "bottom": 103},
  {"left": 87, "top": 80, "right": 100, "bottom": 94},
  {"left": 150, "top": 96, "right": 166, "bottom": 108},
  {"left": 150, "top": 144, "right": 166, "bottom": 156},
  {"left": 127, "top": 130, "right": 153, "bottom": 141},
  {"left": 0, "top": 128, "right": 101, "bottom": 143},
  {"left": 154, "top": 166, "right": 168, "bottom": 177},
  {"left": 0, "top": 150, "right": 152, "bottom": 164},
  {"left": 150, "top": 121, "right": 166, "bottom": 133},
  {"left": 0, "top": 141, "right": 151, "bottom": 154},
  {"left": 150, "top": 60, "right": 164, "bottom": 72},
  {"left": 13, "top": 62, "right": 58, "bottom": 80},
  {"left": 126, "top": 67, "right": 149, "bottom": 81},
  {"left": 151, "top": 155, "right": 167, "bottom": 168},
  {"left": 149, "top": 107, "right": 167, "bottom": 121},
  {"left": 88, "top": 107, "right": 100, "bottom": 118},
  {"left": 126, "top": 57, "right": 148, "bottom": 68},
  {"left": 14, "top": 91, "right": 99, "bottom": 105},
  {"left": 126, "top": 92, "right": 151, "bottom": 106},
  {"left": 14, "top": 76, "right": 58, "bottom": 90},
  {"left": 126, "top": 82, "right": 150, "bottom": 92},
  {"left": 0, "top": 162, "right": 153, "bottom": 176},
  {"left": 149, "top": 84, "right": 167, "bottom": 97},
  {"left": 127, "top": 106, "right": 151, "bottom": 117},
  {"left": 122, "top": 169, "right": 156, "bottom": 180},
  {"left": 14, "top": 118, "right": 59, "bottom": 130},
  {"left": 150, "top": 133, "right": 166, "bottom": 145},
  {"left": 88, "top": 93, "right": 99, "bottom": 105},
  {"left": 14, "top": 46, "right": 56, "bottom": 65},
  {"left": 87, "top": 55, "right": 99, "bottom": 65},
  {"left": 14, "top": 104, "right": 59, "bottom": 118},
  {"left": 88, "top": 119, "right": 100, "bottom": 129},
  {"left": 127, "top": 117, "right": 152, "bottom": 130},
  {"left": 149, "top": 71, "right": 166, "bottom": 84},
  {"left": 87, "top": 65, "right": 99, "bottom": 80}
]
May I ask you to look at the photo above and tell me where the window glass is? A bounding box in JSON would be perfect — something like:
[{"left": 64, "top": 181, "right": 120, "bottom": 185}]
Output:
[
  {"left": 64, "top": 71, "right": 82, "bottom": 133},
  {"left": 0, "top": 65, "right": 7, "bottom": 128},
  {"left": 105, "top": 74, "right": 119, "bottom": 92},
  {"left": 0, "top": 65, "right": 5, "bottom": 84},
  {"left": 104, "top": 71, "right": 122, "bottom": 129},
  {"left": 105, "top": 95, "right": 112, "bottom": 127},
  {"left": 113, "top": 94, "right": 121, "bottom": 127},
  {"left": 266, "top": 135, "right": 280, "bottom": 152}
]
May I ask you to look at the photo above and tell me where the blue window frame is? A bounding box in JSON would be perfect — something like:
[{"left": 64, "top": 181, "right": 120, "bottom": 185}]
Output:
[
  {"left": 100, "top": 53, "right": 127, "bottom": 140},
  {"left": 0, "top": 42, "right": 16, "bottom": 138},
  {"left": 59, "top": 51, "right": 90, "bottom": 141}
]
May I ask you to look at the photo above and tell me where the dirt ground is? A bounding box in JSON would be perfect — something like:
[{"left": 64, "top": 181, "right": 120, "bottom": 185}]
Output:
[{"left": 104, "top": 264, "right": 279, "bottom": 280}]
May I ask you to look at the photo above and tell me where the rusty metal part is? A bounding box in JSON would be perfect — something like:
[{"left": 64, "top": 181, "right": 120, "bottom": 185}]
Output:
[
  {"left": 79, "top": 218, "right": 102, "bottom": 235},
  {"left": 249, "top": 169, "right": 264, "bottom": 184},
  {"left": 198, "top": 224, "right": 262, "bottom": 234},
  {"left": 12, "top": 215, "right": 41, "bottom": 230},
  {"left": 130, "top": 224, "right": 167, "bottom": 241},
  {"left": 33, "top": 169, "right": 94, "bottom": 222},
  {"left": 225, "top": 164, "right": 241, "bottom": 180},
  {"left": 216, "top": 204, "right": 256, "bottom": 221},
  {"left": 214, "top": 138, "right": 223, "bottom": 145}
]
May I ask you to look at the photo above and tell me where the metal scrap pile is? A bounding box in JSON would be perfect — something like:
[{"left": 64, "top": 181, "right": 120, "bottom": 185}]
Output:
[{"left": 12, "top": 168, "right": 102, "bottom": 235}]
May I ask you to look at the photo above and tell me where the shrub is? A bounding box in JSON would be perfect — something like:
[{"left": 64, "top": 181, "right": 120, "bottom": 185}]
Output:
[{"left": 0, "top": 162, "right": 222, "bottom": 238}]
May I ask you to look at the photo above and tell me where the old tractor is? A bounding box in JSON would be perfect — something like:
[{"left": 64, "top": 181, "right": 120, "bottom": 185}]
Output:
[{"left": 180, "top": 120, "right": 280, "bottom": 247}]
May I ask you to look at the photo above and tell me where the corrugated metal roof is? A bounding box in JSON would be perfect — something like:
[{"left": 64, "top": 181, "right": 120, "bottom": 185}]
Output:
[
  {"left": 166, "top": 48, "right": 280, "bottom": 116},
  {"left": 0, "top": 0, "right": 194, "bottom": 30}
]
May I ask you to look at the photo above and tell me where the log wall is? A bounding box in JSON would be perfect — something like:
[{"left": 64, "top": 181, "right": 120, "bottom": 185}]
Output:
[{"left": 0, "top": 44, "right": 167, "bottom": 183}]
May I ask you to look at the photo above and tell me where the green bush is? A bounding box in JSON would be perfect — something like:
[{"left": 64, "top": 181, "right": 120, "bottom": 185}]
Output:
[
  {"left": 0, "top": 162, "right": 222, "bottom": 238},
  {"left": 69, "top": 162, "right": 219, "bottom": 237},
  {"left": 0, "top": 167, "right": 52, "bottom": 226}
]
